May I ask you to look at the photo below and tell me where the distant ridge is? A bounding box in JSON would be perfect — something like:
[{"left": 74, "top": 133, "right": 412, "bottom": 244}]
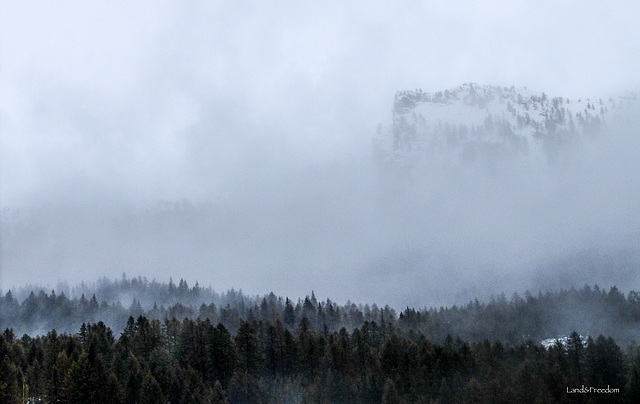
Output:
[{"left": 375, "top": 83, "right": 637, "bottom": 168}]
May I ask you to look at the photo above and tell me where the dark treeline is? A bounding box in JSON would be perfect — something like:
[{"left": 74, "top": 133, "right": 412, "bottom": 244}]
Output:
[
  {"left": 2, "top": 278, "right": 640, "bottom": 402},
  {"left": 1, "top": 315, "right": 639, "bottom": 403},
  {"left": 2, "top": 276, "right": 640, "bottom": 347}
]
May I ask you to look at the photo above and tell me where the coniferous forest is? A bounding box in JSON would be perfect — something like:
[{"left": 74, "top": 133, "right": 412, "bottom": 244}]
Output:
[
  {"left": 1, "top": 277, "right": 640, "bottom": 402},
  {"left": 4, "top": 0, "right": 640, "bottom": 402}
]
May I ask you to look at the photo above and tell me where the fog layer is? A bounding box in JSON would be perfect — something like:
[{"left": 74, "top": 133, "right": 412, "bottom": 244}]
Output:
[
  {"left": 2, "top": 107, "right": 639, "bottom": 307},
  {"left": 2, "top": 2, "right": 640, "bottom": 307}
]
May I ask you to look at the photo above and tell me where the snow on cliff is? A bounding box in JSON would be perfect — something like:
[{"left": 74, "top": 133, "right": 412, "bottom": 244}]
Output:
[{"left": 374, "top": 83, "right": 636, "bottom": 170}]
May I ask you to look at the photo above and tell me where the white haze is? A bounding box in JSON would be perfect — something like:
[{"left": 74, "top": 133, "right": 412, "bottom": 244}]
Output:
[{"left": 1, "top": 1, "right": 640, "bottom": 308}]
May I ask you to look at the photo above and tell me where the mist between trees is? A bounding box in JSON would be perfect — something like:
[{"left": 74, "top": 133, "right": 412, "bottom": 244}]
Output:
[
  {"left": 2, "top": 278, "right": 640, "bottom": 403},
  {"left": 2, "top": 276, "right": 640, "bottom": 347}
]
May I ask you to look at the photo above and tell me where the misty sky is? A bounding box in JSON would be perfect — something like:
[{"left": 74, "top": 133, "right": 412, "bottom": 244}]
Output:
[{"left": 1, "top": 1, "right": 640, "bottom": 307}]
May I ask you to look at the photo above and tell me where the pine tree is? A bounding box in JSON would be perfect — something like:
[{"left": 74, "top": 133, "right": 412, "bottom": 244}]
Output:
[
  {"left": 65, "top": 351, "right": 92, "bottom": 403},
  {"left": 566, "top": 331, "right": 585, "bottom": 386},
  {"left": 206, "top": 322, "right": 236, "bottom": 387},
  {"left": 0, "top": 356, "right": 20, "bottom": 404},
  {"left": 139, "top": 371, "right": 165, "bottom": 404},
  {"left": 46, "top": 350, "right": 70, "bottom": 403},
  {"left": 296, "top": 317, "right": 319, "bottom": 379},
  {"left": 234, "top": 320, "right": 262, "bottom": 377},
  {"left": 125, "top": 352, "right": 143, "bottom": 404},
  {"left": 283, "top": 298, "right": 296, "bottom": 329},
  {"left": 586, "top": 335, "right": 625, "bottom": 390},
  {"left": 211, "top": 380, "right": 229, "bottom": 404}
]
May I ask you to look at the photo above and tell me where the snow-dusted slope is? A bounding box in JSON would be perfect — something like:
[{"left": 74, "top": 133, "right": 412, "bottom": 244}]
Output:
[
  {"left": 375, "top": 83, "right": 636, "bottom": 168},
  {"left": 540, "top": 334, "right": 588, "bottom": 349}
]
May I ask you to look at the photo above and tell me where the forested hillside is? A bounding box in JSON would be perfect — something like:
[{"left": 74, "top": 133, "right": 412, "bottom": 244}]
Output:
[
  {"left": 2, "top": 278, "right": 640, "bottom": 402},
  {"left": 1, "top": 314, "right": 638, "bottom": 403},
  {"left": 2, "top": 277, "right": 640, "bottom": 346}
]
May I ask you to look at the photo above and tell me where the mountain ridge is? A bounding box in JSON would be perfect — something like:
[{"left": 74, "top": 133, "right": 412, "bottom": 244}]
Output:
[{"left": 375, "top": 83, "right": 637, "bottom": 168}]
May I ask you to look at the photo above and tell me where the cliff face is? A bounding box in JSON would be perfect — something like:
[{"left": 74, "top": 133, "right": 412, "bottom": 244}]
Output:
[{"left": 375, "top": 83, "right": 636, "bottom": 169}]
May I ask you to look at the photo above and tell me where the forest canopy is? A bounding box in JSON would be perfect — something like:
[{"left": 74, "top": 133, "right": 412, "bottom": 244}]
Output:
[{"left": 1, "top": 277, "right": 640, "bottom": 402}]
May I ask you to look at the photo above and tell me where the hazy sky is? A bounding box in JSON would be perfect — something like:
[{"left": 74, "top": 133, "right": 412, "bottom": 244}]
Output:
[{"left": 1, "top": 1, "right": 640, "bottom": 306}]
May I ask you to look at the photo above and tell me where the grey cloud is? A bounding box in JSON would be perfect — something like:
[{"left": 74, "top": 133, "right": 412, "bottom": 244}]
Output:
[{"left": 1, "top": 2, "right": 640, "bottom": 307}]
